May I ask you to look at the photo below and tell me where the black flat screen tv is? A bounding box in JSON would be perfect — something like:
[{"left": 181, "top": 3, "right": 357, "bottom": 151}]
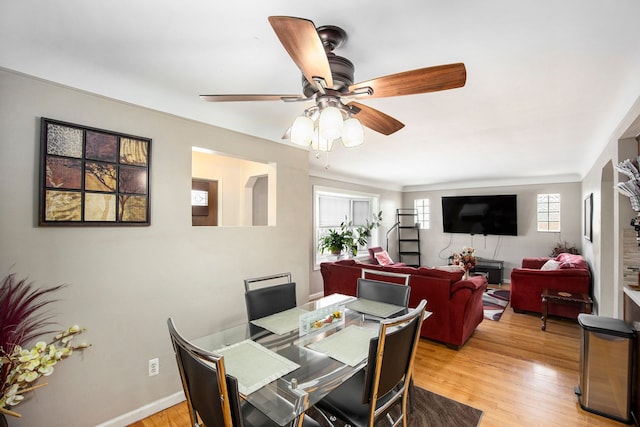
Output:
[{"left": 442, "top": 195, "right": 517, "bottom": 236}]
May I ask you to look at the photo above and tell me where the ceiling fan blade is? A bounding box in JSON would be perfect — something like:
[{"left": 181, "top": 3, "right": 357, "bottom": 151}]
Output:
[
  {"left": 349, "top": 63, "right": 466, "bottom": 99},
  {"left": 200, "top": 94, "right": 303, "bottom": 102},
  {"left": 348, "top": 102, "right": 405, "bottom": 136},
  {"left": 268, "top": 16, "right": 333, "bottom": 90}
]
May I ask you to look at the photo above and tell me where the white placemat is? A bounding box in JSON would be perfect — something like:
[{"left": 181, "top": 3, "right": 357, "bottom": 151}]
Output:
[
  {"left": 216, "top": 340, "right": 300, "bottom": 395},
  {"left": 250, "top": 307, "right": 307, "bottom": 335},
  {"left": 346, "top": 298, "right": 405, "bottom": 318},
  {"left": 307, "top": 325, "right": 378, "bottom": 367}
]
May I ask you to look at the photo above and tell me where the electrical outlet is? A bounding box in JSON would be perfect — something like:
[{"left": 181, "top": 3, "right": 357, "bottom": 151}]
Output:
[{"left": 148, "top": 358, "right": 159, "bottom": 376}]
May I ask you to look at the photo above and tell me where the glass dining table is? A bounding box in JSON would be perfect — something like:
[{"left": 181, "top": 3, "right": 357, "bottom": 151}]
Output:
[{"left": 191, "top": 293, "right": 410, "bottom": 426}]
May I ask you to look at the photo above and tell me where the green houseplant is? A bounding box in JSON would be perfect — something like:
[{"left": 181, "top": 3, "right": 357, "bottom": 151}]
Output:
[
  {"left": 0, "top": 274, "right": 90, "bottom": 420},
  {"left": 319, "top": 211, "right": 382, "bottom": 256}
]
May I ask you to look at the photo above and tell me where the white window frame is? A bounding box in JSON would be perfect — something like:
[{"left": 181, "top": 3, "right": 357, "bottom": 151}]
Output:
[
  {"left": 313, "top": 186, "right": 380, "bottom": 268},
  {"left": 537, "top": 193, "right": 561, "bottom": 232},
  {"left": 414, "top": 198, "right": 430, "bottom": 230}
]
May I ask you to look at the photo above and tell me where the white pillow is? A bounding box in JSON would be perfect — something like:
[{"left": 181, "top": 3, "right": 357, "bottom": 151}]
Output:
[
  {"left": 541, "top": 259, "right": 561, "bottom": 270},
  {"left": 374, "top": 250, "right": 394, "bottom": 266}
]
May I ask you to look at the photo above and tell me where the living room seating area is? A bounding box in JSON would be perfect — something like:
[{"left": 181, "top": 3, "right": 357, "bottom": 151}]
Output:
[
  {"left": 510, "top": 253, "right": 591, "bottom": 318},
  {"left": 320, "top": 259, "right": 487, "bottom": 349}
]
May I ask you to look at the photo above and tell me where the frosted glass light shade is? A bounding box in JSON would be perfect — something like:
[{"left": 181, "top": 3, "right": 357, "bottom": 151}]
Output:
[
  {"left": 290, "top": 116, "right": 314, "bottom": 146},
  {"left": 311, "top": 131, "right": 334, "bottom": 152},
  {"left": 319, "top": 106, "right": 343, "bottom": 141},
  {"left": 341, "top": 118, "right": 364, "bottom": 147}
]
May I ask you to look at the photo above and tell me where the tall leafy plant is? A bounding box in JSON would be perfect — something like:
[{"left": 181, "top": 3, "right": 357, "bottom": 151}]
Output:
[{"left": 319, "top": 211, "right": 382, "bottom": 256}]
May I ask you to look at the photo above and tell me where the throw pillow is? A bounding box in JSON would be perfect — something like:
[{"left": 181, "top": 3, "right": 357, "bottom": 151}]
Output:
[
  {"left": 374, "top": 250, "right": 394, "bottom": 266},
  {"left": 541, "top": 259, "right": 561, "bottom": 270},
  {"left": 555, "top": 253, "right": 588, "bottom": 269}
]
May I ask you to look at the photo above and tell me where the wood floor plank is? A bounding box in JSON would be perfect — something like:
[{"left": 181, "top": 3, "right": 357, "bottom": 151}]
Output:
[{"left": 129, "top": 303, "right": 628, "bottom": 427}]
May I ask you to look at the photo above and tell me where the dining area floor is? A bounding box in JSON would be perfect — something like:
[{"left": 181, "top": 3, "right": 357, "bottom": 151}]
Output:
[{"left": 131, "top": 305, "right": 626, "bottom": 427}]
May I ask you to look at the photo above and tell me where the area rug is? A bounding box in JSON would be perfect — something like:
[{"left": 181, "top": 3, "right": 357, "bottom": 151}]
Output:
[
  {"left": 483, "top": 288, "right": 510, "bottom": 321},
  {"left": 308, "top": 386, "right": 483, "bottom": 426}
]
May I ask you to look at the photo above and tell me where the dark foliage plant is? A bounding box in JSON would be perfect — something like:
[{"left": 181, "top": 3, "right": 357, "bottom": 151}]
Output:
[
  {"left": 0, "top": 273, "right": 76, "bottom": 417},
  {"left": 0, "top": 274, "right": 64, "bottom": 357}
]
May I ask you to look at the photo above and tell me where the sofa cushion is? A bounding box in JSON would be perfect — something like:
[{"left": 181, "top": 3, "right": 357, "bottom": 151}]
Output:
[
  {"left": 555, "top": 253, "right": 588, "bottom": 270},
  {"left": 541, "top": 259, "right": 561, "bottom": 270},
  {"left": 334, "top": 259, "right": 357, "bottom": 266},
  {"left": 418, "top": 267, "right": 465, "bottom": 282},
  {"left": 374, "top": 250, "right": 394, "bottom": 266},
  {"left": 451, "top": 275, "right": 487, "bottom": 293},
  {"left": 367, "top": 246, "right": 384, "bottom": 265},
  {"left": 383, "top": 265, "right": 421, "bottom": 276}
]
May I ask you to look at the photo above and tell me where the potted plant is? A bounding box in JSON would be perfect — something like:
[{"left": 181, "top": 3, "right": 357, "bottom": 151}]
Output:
[
  {"left": 0, "top": 274, "right": 90, "bottom": 422},
  {"left": 319, "top": 211, "right": 382, "bottom": 257}
]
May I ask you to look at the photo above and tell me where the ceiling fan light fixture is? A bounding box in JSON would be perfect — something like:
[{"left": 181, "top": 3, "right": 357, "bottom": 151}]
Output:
[
  {"left": 341, "top": 118, "right": 364, "bottom": 148},
  {"left": 290, "top": 115, "right": 314, "bottom": 146},
  {"left": 311, "top": 130, "right": 334, "bottom": 152},
  {"left": 319, "top": 106, "right": 343, "bottom": 141}
]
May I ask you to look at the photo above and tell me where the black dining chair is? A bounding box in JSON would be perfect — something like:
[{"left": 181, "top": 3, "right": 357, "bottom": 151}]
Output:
[
  {"left": 244, "top": 281, "right": 297, "bottom": 322},
  {"left": 244, "top": 273, "right": 298, "bottom": 322},
  {"left": 356, "top": 278, "right": 410, "bottom": 308},
  {"left": 167, "top": 318, "right": 321, "bottom": 427},
  {"left": 315, "top": 299, "right": 427, "bottom": 427}
]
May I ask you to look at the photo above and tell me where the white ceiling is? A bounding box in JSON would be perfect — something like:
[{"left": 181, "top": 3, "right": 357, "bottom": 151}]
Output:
[{"left": 2, "top": 1, "right": 640, "bottom": 190}]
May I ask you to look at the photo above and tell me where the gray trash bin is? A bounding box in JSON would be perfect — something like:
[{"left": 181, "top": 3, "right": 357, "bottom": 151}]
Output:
[{"left": 574, "top": 313, "right": 635, "bottom": 424}]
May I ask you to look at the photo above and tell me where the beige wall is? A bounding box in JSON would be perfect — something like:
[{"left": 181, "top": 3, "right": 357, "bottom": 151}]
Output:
[
  {"left": 0, "top": 69, "right": 311, "bottom": 426},
  {"left": 403, "top": 183, "right": 583, "bottom": 281},
  {"left": 581, "top": 96, "right": 640, "bottom": 317}
]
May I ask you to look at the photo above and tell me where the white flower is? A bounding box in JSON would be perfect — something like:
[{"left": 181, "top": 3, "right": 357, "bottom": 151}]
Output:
[{"left": 0, "top": 324, "right": 90, "bottom": 415}]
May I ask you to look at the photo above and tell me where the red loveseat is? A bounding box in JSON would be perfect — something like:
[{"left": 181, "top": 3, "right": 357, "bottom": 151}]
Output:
[
  {"left": 510, "top": 253, "right": 591, "bottom": 319},
  {"left": 320, "top": 259, "right": 488, "bottom": 349}
]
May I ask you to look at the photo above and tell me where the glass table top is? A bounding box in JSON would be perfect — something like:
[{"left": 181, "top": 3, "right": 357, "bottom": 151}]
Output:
[{"left": 190, "top": 294, "right": 396, "bottom": 426}]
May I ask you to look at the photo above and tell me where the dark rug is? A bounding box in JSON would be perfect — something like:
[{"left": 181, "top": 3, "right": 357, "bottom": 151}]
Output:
[
  {"left": 483, "top": 288, "right": 510, "bottom": 321},
  {"left": 308, "top": 386, "right": 483, "bottom": 426}
]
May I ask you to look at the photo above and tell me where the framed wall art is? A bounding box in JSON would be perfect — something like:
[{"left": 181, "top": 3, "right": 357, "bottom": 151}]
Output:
[
  {"left": 39, "top": 118, "right": 151, "bottom": 226},
  {"left": 583, "top": 193, "right": 593, "bottom": 241}
]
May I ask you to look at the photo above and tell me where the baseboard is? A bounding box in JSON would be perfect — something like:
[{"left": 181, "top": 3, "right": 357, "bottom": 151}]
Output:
[
  {"left": 310, "top": 291, "right": 325, "bottom": 301},
  {"left": 95, "top": 391, "right": 185, "bottom": 427}
]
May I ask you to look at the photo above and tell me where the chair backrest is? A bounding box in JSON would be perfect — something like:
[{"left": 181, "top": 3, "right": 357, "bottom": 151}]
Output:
[
  {"left": 244, "top": 282, "right": 297, "bottom": 322},
  {"left": 244, "top": 272, "right": 292, "bottom": 292},
  {"left": 361, "top": 268, "right": 410, "bottom": 286},
  {"left": 362, "top": 299, "right": 427, "bottom": 423},
  {"left": 356, "top": 278, "right": 410, "bottom": 307},
  {"left": 167, "top": 318, "right": 242, "bottom": 427}
]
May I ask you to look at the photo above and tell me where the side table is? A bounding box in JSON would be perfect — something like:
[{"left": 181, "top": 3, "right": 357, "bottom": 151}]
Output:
[{"left": 541, "top": 289, "right": 593, "bottom": 331}]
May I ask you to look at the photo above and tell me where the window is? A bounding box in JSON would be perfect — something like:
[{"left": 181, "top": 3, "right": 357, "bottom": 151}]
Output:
[
  {"left": 537, "top": 193, "right": 560, "bottom": 232},
  {"left": 314, "top": 186, "right": 379, "bottom": 266},
  {"left": 414, "top": 198, "right": 430, "bottom": 229}
]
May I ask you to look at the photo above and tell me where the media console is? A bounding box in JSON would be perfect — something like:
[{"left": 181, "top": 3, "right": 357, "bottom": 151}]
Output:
[
  {"left": 447, "top": 256, "right": 504, "bottom": 285},
  {"left": 472, "top": 258, "right": 504, "bottom": 285}
]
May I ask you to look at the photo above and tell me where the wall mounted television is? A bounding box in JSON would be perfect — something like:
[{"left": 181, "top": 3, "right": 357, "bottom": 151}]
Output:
[{"left": 442, "top": 195, "right": 518, "bottom": 236}]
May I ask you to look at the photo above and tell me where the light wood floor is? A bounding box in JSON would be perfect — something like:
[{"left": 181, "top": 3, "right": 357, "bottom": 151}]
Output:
[{"left": 130, "top": 302, "right": 628, "bottom": 427}]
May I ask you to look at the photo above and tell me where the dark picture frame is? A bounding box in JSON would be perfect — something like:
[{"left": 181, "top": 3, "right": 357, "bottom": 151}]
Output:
[
  {"left": 39, "top": 118, "right": 151, "bottom": 226},
  {"left": 584, "top": 193, "right": 593, "bottom": 241}
]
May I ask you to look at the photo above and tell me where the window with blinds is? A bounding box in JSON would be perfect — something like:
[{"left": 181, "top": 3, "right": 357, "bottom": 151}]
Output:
[{"left": 314, "top": 186, "right": 380, "bottom": 266}]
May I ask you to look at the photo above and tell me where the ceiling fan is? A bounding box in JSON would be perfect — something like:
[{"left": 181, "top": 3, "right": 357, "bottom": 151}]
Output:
[{"left": 201, "top": 16, "right": 466, "bottom": 147}]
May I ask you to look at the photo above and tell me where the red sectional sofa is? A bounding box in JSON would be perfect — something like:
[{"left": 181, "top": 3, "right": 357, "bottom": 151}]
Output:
[
  {"left": 510, "top": 253, "right": 591, "bottom": 319},
  {"left": 320, "top": 259, "right": 488, "bottom": 349}
]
